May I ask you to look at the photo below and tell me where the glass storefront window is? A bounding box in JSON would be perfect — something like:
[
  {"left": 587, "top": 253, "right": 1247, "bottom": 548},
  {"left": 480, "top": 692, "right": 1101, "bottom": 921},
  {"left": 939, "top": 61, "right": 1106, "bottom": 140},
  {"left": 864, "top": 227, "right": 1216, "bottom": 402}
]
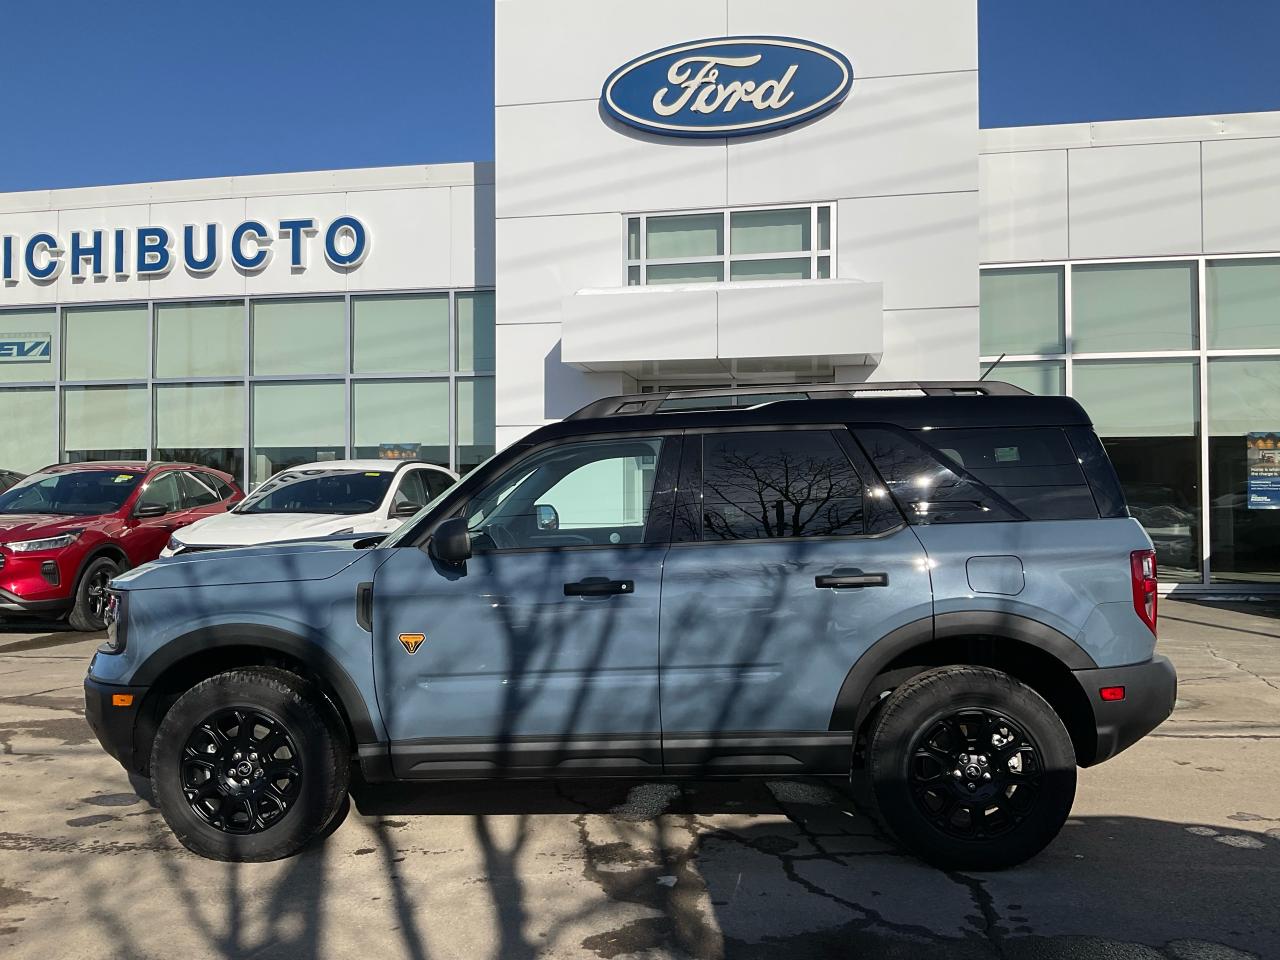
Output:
[
  {"left": 730, "top": 258, "right": 811, "bottom": 281},
  {"left": 352, "top": 380, "right": 449, "bottom": 467},
  {"left": 457, "top": 378, "right": 495, "bottom": 474},
  {"left": 251, "top": 382, "right": 344, "bottom": 484},
  {"left": 0, "top": 388, "right": 56, "bottom": 471},
  {"left": 0, "top": 309, "right": 57, "bottom": 384},
  {"left": 457, "top": 292, "right": 495, "bottom": 372},
  {"left": 155, "top": 383, "right": 245, "bottom": 478},
  {"left": 647, "top": 263, "right": 725, "bottom": 284},
  {"left": 979, "top": 267, "right": 1064, "bottom": 356},
  {"left": 647, "top": 214, "right": 723, "bottom": 259},
  {"left": 155, "top": 301, "right": 245, "bottom": 378},
  {"left": 730, "top": 208, "right": 811, "bottom": 255},
  {"left": 64, "top": 304, "right": 148, "bottom": 380},
  {"left": 631, "top": 206, "right": 831, "bottom": 286},
  {"left": 1074, "top": 359, "right": 1201, "bottom": 582},
  {"left": 251, "top": 298, "right": 344, "bottom": 375},
  {"left": 978, "top": 360, "right": 1064, "bottom": 396},
  {"left": 1208, "top": 358, "right": 1280, "bottom": 583},
  {"left": 63, "top": 385, "right": 148, "bottom": 463},
  {"left": 353, "top": 295, "right": 449, "bottom": 374},
  {"left": 1072, "top": 262, "right": 1198, "bottom": 353},
  {"left": 1207, "top": 258, "right": 1280, "bottom": 350}
]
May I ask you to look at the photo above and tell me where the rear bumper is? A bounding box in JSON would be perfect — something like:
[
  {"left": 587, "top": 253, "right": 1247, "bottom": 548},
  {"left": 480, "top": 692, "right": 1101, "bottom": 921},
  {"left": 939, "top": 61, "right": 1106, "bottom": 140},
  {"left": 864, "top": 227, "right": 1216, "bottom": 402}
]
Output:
[
  {"left": 84, "top": 675, "right": 150, "bottom": 773},
  {"left": 1072, "top": 654, "right": 1177, "bottom": 766}
]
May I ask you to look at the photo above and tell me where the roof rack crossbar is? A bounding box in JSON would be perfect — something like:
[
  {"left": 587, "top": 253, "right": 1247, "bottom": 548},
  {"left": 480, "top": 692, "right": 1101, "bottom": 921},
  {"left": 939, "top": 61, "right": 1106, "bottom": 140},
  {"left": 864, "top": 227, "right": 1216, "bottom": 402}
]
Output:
[{"left": 565, "top": 381, "right": 1031, "bottom": 420}]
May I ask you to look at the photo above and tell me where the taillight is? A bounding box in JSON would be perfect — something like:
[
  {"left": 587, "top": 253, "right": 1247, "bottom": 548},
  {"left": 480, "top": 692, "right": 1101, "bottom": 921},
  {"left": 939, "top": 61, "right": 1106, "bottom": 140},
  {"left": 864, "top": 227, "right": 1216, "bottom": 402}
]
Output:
[{"left": 1130, "top": 549, "right": 1158, "bottom": 635}]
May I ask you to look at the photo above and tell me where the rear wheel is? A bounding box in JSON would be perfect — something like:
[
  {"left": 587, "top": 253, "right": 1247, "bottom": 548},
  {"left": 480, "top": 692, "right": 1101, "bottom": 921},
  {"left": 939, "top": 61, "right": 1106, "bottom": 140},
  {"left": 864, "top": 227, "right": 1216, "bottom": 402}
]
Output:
[
  {"left": 867, "top": 665, "right": 1076, "bottom": 870},
  {"left": 150, "top": 668, "right": 350, "bottom": 861},
  {"left": 68, "top": 556, "right": 120, "bottom": 632}
]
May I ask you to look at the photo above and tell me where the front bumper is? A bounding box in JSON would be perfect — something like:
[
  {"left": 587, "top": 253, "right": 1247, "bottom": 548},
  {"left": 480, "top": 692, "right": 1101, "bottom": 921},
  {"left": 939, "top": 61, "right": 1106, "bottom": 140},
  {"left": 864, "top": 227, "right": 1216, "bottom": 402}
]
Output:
[
  {"left": 0, "top": 586, "right": 71, "bottom": 615},
  {"left": 1072, "top": 654, "right": 1177, "bottom": 766},
  {"left": 84, "top": 675, "right": 150, "bottom": 773}
]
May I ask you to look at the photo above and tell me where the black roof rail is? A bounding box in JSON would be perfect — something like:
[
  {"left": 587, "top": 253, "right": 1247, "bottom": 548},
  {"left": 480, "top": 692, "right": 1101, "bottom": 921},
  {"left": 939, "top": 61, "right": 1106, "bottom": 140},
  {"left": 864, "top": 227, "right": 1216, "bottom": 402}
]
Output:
[{"left": 565, "top": 381, "right": 1032, "bottom": 420}]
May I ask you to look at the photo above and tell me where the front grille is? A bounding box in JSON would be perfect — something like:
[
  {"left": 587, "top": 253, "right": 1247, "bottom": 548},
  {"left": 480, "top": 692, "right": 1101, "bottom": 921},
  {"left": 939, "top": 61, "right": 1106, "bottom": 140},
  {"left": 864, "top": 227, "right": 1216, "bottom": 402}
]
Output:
[{"left": 176, "top": 544, "right": 235, "bottom": 555}]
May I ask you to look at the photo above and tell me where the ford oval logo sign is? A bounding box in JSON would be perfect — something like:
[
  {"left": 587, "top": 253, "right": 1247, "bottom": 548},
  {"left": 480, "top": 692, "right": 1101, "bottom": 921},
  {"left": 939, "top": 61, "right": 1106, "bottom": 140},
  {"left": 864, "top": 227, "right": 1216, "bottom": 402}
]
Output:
[{"left": 602, "top": 36, "right": 853, "bottom": 139}]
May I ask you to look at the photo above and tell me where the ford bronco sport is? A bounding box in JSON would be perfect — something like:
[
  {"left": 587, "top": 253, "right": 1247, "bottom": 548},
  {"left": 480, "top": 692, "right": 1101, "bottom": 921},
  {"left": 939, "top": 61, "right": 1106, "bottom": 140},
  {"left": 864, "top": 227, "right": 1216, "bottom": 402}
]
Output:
[{"left": 84, "top": 382, "right": 1177, "bottom": 868}]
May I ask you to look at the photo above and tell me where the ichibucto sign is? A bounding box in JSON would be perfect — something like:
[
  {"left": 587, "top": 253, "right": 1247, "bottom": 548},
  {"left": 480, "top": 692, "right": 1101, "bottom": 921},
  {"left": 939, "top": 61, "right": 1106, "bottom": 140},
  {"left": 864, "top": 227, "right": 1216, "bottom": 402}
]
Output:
[
  {"left": 601, "top": 36, "right": 853, "bottom": 138},
  {"left": 1, "top": 215, "right": 369, "bottom": 286}
]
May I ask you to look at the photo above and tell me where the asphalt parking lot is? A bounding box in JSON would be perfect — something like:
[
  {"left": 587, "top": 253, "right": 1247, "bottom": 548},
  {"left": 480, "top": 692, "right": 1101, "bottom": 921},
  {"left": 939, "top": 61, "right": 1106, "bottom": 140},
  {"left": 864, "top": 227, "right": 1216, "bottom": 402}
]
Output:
[{"left": 0, "top": 599, "right": 1276, "bottom": 960}]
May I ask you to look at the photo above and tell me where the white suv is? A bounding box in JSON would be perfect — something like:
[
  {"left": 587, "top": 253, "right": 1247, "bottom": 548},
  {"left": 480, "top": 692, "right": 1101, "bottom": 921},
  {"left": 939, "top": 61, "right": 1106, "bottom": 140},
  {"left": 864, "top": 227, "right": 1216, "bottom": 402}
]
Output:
[{"left": 160, "top": 460, "right": 457, "bottom": 557}]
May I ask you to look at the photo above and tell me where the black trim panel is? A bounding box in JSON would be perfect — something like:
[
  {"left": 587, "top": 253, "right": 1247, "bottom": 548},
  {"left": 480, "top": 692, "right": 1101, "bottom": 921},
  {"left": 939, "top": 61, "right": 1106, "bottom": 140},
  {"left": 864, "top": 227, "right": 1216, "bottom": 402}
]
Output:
[
  {"left": 84, "top": 676, "right": 149, "bottom": 772},
  {"left": 390, "top": 734, "right": 663, "bottom": 779},
  {"left": 387, "top": 731, "right": 851, "bottom": 779},
  {"left": 827, "top": 612, "right": 1096, "bottom": 731},
  {"left": 131, "top": 623, "right": 379, "bottom": 744},
  {"left": 1073, "top": 655, "right": 1177, "bottom": 766},
  {"left": 662, "top": 731, "right": 850, "bottom": 775}
]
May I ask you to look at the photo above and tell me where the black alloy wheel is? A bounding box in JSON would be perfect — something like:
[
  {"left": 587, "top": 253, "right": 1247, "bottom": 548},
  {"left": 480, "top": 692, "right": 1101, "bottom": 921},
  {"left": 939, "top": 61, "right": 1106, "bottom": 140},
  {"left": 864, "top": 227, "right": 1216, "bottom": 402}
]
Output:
[
  {"left": 907, "top": 708, "right": 1043, "bottom": 840},
  {"left": 151, "top": 667, "right": 350, "bottom": 861},
  {"left": 867, "top": 665, "right": 1076, "bottom": 870},
  {"left": 68, "top": 556, "right": 121, "bottom": 632},
  {"left": 86, "top": 566, "right": 112, "bottom": 621},
  {"left": 181, "top": 707, "right": 303, "bottom": 834}
]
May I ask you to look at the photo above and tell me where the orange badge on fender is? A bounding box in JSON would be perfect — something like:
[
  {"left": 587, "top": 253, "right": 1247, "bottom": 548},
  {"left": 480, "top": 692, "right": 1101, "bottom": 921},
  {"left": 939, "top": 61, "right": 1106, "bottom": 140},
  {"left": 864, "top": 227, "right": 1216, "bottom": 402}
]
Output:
[{"left": 398, "top": 633, "right": 426, "bottom": 655}]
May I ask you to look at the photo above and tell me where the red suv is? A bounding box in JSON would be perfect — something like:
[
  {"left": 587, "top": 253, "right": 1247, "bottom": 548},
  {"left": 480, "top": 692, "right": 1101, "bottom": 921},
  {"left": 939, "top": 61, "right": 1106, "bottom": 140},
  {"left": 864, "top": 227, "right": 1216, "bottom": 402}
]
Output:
[{"left": 0, "top": 462, "right": 243, "bottom": 631}]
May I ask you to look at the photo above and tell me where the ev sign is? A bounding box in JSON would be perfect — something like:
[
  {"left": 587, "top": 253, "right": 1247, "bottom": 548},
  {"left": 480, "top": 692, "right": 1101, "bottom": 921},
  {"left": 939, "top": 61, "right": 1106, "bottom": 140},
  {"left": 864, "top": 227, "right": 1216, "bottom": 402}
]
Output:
[
  {"left": 601, "top": 37, "right": 853, "bottom": 138},
  {"left": 0, "top": 334, "right": 52, "bottom": 363}
]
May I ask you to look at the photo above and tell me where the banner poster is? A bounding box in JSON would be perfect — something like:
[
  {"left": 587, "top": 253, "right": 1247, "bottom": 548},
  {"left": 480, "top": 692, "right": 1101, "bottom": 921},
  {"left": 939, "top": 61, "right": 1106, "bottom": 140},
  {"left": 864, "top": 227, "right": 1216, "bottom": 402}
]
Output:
[{"left": 1246, "top": 432, "right": 1280, "bottom": 509}]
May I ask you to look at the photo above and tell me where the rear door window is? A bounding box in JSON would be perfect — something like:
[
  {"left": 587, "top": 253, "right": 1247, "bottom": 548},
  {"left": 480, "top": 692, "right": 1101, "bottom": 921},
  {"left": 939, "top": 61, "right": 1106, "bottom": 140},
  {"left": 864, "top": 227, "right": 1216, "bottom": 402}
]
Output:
[
  {"left": 692, "top": 430, "right": 865, "bottom": 541},
  {"left": 178, "top": 472, "right": 221, "bottom": 508}
]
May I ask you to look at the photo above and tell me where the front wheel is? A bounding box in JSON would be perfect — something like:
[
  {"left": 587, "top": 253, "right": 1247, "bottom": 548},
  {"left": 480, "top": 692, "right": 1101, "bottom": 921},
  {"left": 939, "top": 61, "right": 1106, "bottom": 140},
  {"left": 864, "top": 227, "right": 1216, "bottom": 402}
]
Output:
[
  {"left": 68, "top": 556, "right": 120, "bottom": 632},
  {"left": 867, "top": 665, "right": 1076, "bottom": 870},
  {"left": 150, "top": 668, "right": 350, "bottom": 861}
]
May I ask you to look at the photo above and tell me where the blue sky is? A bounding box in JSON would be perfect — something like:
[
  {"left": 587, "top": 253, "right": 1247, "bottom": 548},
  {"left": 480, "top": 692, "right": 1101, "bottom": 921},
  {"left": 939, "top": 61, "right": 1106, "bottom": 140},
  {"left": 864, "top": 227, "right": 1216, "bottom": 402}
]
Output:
[{"left": 2, "top": 1, "right": 1279, "bottom": 192}]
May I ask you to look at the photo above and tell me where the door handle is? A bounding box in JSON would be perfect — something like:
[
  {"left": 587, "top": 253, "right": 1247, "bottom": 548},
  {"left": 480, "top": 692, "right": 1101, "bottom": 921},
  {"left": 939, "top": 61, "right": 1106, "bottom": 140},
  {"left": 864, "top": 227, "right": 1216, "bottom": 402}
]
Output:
[
  {"left": 815, "top": 572, "right": 889, "bottom": 589},
  {"left": 564, "top": 578, "right": 634, "bottom": 597}
]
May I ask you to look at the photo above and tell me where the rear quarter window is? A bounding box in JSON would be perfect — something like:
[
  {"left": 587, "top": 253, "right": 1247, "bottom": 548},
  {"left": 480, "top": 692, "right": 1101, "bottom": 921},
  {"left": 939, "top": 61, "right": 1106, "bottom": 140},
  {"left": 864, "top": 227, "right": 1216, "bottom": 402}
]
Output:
[{"left": 854, "top": 426, "right": 1100, "bottom": 523}]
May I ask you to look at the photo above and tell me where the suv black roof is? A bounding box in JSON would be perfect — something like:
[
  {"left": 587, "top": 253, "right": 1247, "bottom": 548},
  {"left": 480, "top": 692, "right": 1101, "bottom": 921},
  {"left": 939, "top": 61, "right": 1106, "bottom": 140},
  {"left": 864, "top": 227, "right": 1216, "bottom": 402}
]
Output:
[{"left": 529, "top": 381, "right": 1092, "bottom": 442}]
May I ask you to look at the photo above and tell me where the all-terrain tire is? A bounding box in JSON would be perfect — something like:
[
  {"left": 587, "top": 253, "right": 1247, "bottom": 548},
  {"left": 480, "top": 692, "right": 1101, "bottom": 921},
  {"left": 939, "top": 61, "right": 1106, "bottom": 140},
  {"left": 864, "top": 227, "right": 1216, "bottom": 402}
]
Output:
[
  {"left": 68, "top": 556, "right": 121, "bottom": 632},
  {"left": 867, "top": 665, "right": 1076, "bottom": 870},
  {"left": 150, "top": 667, "right": 350, "bottom": 861}
]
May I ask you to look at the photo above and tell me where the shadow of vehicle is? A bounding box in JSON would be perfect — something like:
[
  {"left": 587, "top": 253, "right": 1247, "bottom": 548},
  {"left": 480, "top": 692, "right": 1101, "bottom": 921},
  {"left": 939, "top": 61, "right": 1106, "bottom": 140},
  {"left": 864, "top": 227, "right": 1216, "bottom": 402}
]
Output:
[{"left": 340, "top": 775, "right": 1277, "bottom": 959}]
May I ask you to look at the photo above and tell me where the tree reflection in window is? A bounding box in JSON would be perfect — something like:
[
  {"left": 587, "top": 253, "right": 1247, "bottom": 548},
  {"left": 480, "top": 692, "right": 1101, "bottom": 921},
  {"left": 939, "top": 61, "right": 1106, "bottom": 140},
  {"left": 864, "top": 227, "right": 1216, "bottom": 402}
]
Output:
[{"left": 700, "top": 431, "right": 865, "bottom": 540}]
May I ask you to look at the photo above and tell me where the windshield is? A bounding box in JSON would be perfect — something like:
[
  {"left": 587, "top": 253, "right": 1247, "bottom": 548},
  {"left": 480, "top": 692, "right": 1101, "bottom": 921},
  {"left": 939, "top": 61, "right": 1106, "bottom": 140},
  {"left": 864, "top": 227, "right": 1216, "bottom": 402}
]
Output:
[
  {"left": 237, "top": 469, "right": 395, "bottom": 515},
  {"left": 0, "top": 469, "right": 143, "bottom": 516}
]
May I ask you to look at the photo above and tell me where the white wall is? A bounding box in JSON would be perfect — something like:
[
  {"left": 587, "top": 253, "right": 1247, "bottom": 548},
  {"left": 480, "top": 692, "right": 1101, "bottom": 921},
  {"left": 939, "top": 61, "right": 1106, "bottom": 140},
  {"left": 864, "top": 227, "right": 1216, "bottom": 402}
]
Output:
[
  {"left": 494, "top": 0, "right": 980, "bottom": 443},
  {"left": 979, "top": 111, "right": 1280, "bottom": 263},
  {"left": 0, "top": 163, "right": 496, "bottom": 308}
]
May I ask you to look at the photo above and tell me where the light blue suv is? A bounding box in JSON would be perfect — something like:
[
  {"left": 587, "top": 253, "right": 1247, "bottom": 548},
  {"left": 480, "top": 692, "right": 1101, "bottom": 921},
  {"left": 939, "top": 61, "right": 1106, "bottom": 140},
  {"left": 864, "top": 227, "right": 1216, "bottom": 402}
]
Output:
[{"left": 84, "top": 382, "right": 1176, "bottom": 868}]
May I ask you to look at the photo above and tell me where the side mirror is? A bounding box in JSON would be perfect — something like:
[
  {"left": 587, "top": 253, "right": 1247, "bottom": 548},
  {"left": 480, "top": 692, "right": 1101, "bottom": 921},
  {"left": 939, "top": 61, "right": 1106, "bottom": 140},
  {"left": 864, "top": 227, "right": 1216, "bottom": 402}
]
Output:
[
  {"left": 534, "top": 503, "right": 559, "bottom": 531},
  {"left": 394, "top": 501, "right": 422, "bottom": 518},
  {"left": 134, "top": 503, "right": 169, "bottom": 519},
  {"left": 428, "top": 516, "right": 471, "bottom": 565}
]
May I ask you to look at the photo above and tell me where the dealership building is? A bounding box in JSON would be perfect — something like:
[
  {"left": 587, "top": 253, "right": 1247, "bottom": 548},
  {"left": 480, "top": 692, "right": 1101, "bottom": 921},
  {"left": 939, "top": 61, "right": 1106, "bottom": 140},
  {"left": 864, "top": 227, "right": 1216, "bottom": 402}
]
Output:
[{"left": 1, "top": 0, "right": 1278, "bottom": 590}]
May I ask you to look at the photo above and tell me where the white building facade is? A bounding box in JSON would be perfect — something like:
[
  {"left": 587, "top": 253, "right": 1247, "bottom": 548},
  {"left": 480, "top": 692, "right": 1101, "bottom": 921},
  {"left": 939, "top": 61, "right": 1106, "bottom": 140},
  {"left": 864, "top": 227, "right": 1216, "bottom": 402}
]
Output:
[{"left": 1, "top": 0, "right": 1277, "bottom": 588}]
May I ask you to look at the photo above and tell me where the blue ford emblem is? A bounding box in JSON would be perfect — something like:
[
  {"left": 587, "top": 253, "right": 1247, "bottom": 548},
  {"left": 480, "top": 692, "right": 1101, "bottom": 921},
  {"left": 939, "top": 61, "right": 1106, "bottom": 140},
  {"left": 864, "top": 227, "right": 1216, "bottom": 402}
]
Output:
[{"left": 602, "top": 36, "right": 853, "bottom": 139}]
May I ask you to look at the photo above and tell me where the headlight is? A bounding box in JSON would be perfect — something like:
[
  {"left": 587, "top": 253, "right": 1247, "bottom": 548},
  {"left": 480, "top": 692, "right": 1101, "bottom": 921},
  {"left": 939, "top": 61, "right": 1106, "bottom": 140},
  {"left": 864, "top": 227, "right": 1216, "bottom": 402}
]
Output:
[
  {"left": 100, "top": 590, "right": 128, "bottom": 655},
  {"left": 4, "top": 531, "right": 81, "bottom": 553},
  {"left": 167, "top": 534, "right": 184, "bottom": 553}
]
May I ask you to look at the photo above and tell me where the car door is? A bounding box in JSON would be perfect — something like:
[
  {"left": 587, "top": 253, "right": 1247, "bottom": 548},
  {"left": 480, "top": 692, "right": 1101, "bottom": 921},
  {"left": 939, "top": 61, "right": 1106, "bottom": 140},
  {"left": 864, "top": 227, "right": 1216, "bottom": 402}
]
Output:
[
  {"left": 177, "top": 471, "right": 229, "bottom": 521},
  {"left": 657, "top": 427, "right": 934, "bottom": 775},
  {"left": 371, "top": 434, "right": 679, "bottom": 779},
  {"left": 125, "top": 470, "right": 190, "bottom": 562}
]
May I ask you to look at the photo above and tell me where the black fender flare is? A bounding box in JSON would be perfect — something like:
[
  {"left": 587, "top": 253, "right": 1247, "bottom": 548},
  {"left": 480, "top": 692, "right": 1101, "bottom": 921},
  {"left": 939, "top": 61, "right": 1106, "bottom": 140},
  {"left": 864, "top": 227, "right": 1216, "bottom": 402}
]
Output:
[
  {"left": 828, "top": 611, "right": 1097, "bottom": 732},
  {"left": 131, "top": 623, "right": 379, "bottom": 744}
]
